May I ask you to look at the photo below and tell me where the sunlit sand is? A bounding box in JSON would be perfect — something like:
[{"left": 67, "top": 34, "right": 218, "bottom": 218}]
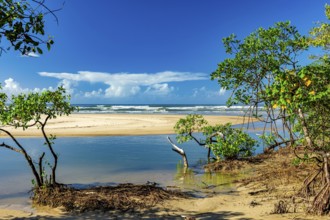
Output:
[{"left": 0, "top": 114, "right": 248, "bottom": 137}]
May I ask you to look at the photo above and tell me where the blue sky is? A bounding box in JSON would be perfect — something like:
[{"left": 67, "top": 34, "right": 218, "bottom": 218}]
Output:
[{"left": 0, "top": 0, "right": 328, "bottom": 104}]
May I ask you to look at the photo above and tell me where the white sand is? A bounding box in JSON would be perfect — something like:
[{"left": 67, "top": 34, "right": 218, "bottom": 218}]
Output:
[{"left": 0, "top": 114, "right": 247, "bottom": 137}]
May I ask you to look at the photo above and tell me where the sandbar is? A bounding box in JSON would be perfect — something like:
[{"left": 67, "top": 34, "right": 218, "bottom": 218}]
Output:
[{"left": 0, "top": 114, "right": 249, "bottom": 137}]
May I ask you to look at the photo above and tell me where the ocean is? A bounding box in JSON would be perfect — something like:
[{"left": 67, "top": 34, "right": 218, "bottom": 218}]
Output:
[{"left": 73, "top": 104, "right": 260, "bottom": 116}]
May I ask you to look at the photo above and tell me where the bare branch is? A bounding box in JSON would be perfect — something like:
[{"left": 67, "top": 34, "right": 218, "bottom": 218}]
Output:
[
  {"left": 167, "top": 136, "right": 188, "bottom": 168},
  {"left": 31, "top": 0, "right": 63, "bottom": 24},
  {"left": 0, "top": 142, "right": 23, "bottom": 154}
]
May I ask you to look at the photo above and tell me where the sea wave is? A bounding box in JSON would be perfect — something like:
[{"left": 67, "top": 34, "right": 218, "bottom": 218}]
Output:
[{"left": 73, "top": 104, "right": 263, "bottom": 116}]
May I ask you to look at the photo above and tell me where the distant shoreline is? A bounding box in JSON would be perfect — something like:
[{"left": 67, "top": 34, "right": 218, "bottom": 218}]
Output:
[{"left": 0, "top": 114, "right": 249, "bottom": 137}]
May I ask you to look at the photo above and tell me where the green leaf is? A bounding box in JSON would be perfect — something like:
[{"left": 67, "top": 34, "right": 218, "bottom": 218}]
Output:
[{"left": 36, "top": 47, "right": 43, "bottom": 54}]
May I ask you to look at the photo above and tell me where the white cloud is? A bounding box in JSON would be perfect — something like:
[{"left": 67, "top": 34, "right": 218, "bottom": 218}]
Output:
[
  {"left": 219, "top": 87, "right": 226, "bottom": 96},
  {"left": 39, "top": 71, "right": 207, "bottom": 98},
  {"left": 84, "top": 89, "right": 103, "bottom": 98},
  {"left": 193, "top": 86, "right": 226, "bottom": 98},
  {"left": 145, "top": 83, "right": 174, "bottom": 96},
  {"left": 104, "top": 85, "right": 141, "bottom": 97},
  {"left": 2, "top": 78, "right": 29, "bottom": 96},
  {"left": 2, "top": 78, "right": 54, "bottom": 97},
  {"left": 21, "top": 52, "right": 40, "bottom": 58},
  {"left": 58, "top": 79, "right": 77, "bottom": 95}
]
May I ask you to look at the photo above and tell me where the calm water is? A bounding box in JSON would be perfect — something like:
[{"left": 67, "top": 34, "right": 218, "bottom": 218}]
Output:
[
  {"left": 1, "top": 133, "right": 254, "bottom": 207},
  {"left": 0, "top": 105, "right": 268, "bottom": 208}
]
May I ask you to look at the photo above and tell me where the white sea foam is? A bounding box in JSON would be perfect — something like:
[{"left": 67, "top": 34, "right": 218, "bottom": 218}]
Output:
[{"left": 74, "top": 104, "right": 264, "bottom": 115}]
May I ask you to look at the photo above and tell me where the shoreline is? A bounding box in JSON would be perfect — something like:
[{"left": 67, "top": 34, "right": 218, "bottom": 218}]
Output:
[{"left": 0, "top": 114, "right": 249, "bottom": 137}]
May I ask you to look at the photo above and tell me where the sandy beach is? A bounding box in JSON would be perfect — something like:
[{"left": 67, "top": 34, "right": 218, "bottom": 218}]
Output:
[
  {"left": 0, "top": 114, "right": 248, "bottom": 137},
  {"left": 0, "top": 185, "right": 326, "bottom": 220}
]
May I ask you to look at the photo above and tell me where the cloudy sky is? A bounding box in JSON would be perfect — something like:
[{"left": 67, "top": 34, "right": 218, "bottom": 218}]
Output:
[{"left": 0, "top": 0, "right": 327, "bottom": 104}]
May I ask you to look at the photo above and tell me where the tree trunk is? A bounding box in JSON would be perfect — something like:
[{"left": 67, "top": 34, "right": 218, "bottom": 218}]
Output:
[
  {"left": 167, "top": 137, "right": 188, "bottom": 168},
  {"left": 308, "top": 154, "right": 330, "bottom": 215},
  {"left": 38, "top": 152, "right": 45, "bottom": 186},
  {"left": 41, "top": 118, "right": 58, "bottom": 186},
  {"left": 0, "top": 129, "right": 42, "bottom": 187},
  {"left": 264, "top": 140, "right": 292, "bottom": 153},
  {"left": 297, "top": 109, "right": 313, "bottom": 148},
  {"left": 324, "top": 155, "right": 330, "bottom": 184}
]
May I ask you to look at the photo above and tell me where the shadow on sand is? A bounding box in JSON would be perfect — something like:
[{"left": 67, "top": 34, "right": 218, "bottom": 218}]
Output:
[{"left": 9, "top": 209, "right": 253, "bottom": 220}]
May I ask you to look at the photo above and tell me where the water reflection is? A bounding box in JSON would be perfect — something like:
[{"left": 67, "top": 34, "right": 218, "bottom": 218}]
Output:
[{"left": 173, "top": 161, "right": 240, "bottom": 195}]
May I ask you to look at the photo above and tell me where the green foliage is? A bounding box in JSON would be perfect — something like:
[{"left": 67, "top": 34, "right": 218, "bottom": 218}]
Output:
[
  {"left": 0, "top": 86, "right": 6, "bottom": 109},
  {"left": 174, "top": 115, "right": 256, "bottom": 160},
  {"left": 31, "top": 179, "right": 36, "bottom": 187},
  {"left": 0, "top": 87, "right": 76, "bottom": 187},
  {"left": 211, "top": 20, "right": 326, "bottom": 151},
  {"left": 310, "top": 4, "right": 330, "bottom": 50},
  {"left": 211, "top": 6, "right": 330, "bottom": 214},
  {"left": 206, "top": 123, "right": 256, "bottom": 160},
  {"left": 0, "top": 0, "right": 55, "bottom": 55},
  {"left": 212, "top": 22, "right": 308, "bottom": 109},
  {"left": 296, "top": 61, "right": 330, "bottom": 152},
  {"left": 259, "top": 133, "right": 277, "bottom": 147},
  {"left": 174, "top": 114, "right": 208, "bottom": 143},
  {"left": 0, "top": 87, "right": 75, "bottom": 129}
]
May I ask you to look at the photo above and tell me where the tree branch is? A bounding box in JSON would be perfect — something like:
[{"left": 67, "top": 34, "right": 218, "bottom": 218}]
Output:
[
  {"left": 189, "top": 133, "right": 206, "bottom": 146},
  {"left": 39, "top": 115, "right": 58, "bottom": 185},
  {"left": 38, "top": 152, "right": 45, "bottom": 185},
  {"left": 0, "top": 128, "right": 42, "bottom": 187},
  {"left": 0, "top": 142, "right": 23, "bottom": 154},
  {"left": 167, "top": 136, "right": 188, "bottom": 168}
]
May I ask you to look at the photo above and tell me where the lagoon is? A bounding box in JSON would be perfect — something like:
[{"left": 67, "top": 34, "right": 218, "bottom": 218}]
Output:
[
  {"left": 0, "top": 134, "right": 224, "bottom": 206},
  {"left": 0, "top": 123, "right": 264, "bottom": 209}
]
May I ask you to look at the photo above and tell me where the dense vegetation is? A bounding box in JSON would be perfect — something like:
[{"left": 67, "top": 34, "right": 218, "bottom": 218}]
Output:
[
  {"left": 210, "top": 5, "right": 330, "bottom": 215},
  {"left": 172, "top": 4, "right": 330, "bottom": 216}
]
